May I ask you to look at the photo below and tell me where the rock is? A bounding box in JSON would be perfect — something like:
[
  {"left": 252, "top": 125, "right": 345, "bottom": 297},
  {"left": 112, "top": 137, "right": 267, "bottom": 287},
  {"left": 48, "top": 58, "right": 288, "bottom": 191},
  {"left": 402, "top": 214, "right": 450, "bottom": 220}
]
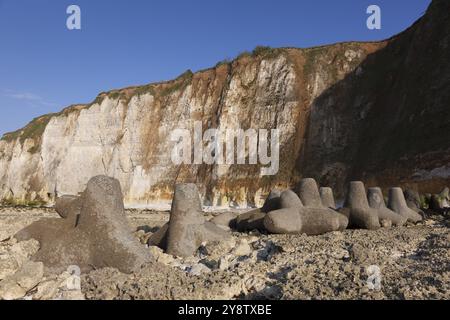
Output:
[
  {"left": 188, "top": 264, "right": 211, "bottom": 276},
  {"left": 232, "top": 239, "right": 252, "bottom": 256},
  {"left": 15, "top": 175, "right": 152, "bottom": 274},
  {"left": 279, "top": 190, "right": 303, "bottom": 209},
  {"left": 0, "top": 279, "right": 26, "bottom": 300},
  {"left": 165, "top": 184, "right": 231, "bottom": 257},
  {"left": 320, "top": 187, "right": 337, "bottom": 209},
  {"left": 210, "top": 212, "right": 239, "bottom": 230},
  {"left": 235, "top": 209, "right": 266, "bottom": 232},
  {"left": 35, "top": 279, "right": 63, "bottom": 300},
  {"left": 0, "top": 260, "right": 44, "bottom": 300},
  {"left": 10, "top": 239, "right": 40, "bottom": 266},
  {"left": 148, "top": 246, "right": 175, "bottom": 265},
  {"left": 367, "top": 187, "right": 407, "bottom": 226},
  {"left": 0, "top": 257, "right": 19, "bottom": 281},
  {"left": 430, "top": 190, "right": 450, "bottom": 211},
  {"left": 380, "top": 219, "right": 392, "bottom": 228},
  {"left": 388, "top": 188, "right": 423, "bottom": 223},
  {"left": 261, "top": 189, "right": 282, "bottom": 213},
  {"left": 344, "top": 181, "right": 380, "bottom": 230},
  {"left": 12, "top": 260, "right": 44, "bottom": 291}
]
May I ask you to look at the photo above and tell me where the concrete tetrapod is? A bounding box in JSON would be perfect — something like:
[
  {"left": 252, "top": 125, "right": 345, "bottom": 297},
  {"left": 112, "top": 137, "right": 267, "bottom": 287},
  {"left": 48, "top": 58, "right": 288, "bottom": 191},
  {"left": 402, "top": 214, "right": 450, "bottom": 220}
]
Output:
[
  {"left": 388, "top": 188, "right": 423, "bottom": 223},
  {"left": 235, "top": 189, "right": 283, "bottom": 232},
  {"left": 165, "top": 184, "right": 231, "bottom": 257},
  {"left": 264, "top": 189, "right": 341, "bottom": 235},
  {"left": 367, "top": 187, "right": 407, "bottom": 226},
  {"left": 15, "top": 176, "right": 152, "bottom": 274},
  {"left": 344, "top": 181, "right": 381, "bottom": 230},
  {"left": 298, "top": 179, "right": 348, "bottom": 231},
  {"left": 320, "top": 187, "right": 337, "bottom": 209}
]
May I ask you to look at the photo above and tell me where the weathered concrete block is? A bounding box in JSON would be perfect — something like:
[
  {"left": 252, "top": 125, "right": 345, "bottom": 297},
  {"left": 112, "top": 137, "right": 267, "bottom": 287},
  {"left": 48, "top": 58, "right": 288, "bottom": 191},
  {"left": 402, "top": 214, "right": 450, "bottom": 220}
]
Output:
[
  {"left": 367, "top": 187, "right": 407, "bottom": 226},
  {"left": 16, "top": 176, "right": 152, "bottom": 274},
  {"left": 165, "top": 184, "right": 231, "bottom": 257},
  {"left": 280, "top": 190, "right": 303, "bottom": 209},
  {"left": 388, "top": 188, "right": 423, "bottom": 223},
  {"left": 298, "top": 179, "right": 348, "bottom": 231},
  {"left": 261, "top": 189, "right": 282, "bottom": 213},
  {"left": 235, "top": 209, "right": 266, "bottom": 232},
  {"left": 320, "top": 187, "right": 336, "bottom": 209},
  {"left": 263, "top": 208, "right": 302, "bottom": 234},
  {"left": 344, "top": 181, "right": 380, "bottom": 230}
]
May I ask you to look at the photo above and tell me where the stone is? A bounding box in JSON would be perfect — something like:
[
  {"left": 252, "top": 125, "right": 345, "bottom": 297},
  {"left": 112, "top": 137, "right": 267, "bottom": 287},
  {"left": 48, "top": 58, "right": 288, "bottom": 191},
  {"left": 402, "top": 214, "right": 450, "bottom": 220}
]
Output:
[
  {"left": 147, "top": 246, "right": 175, "bottom": 265},
  {"left": 231, "top": 239, "right": 252, "bottom": 256},
  {"left": 0, "top": 279, "right": 26, "bottom": 300},
  {"left": 261, "top": 189, "right": 282, "bottom": 213},
  {"left": 235, "top": 209, "right": 266, "bottom": 232},
  {"left": 367, "top": 187, "right": 407, "bottom": 226},
  {"left": 165, "top": 184, "right": 231, "bottom": 257},
  {"left": 15, "top": 175, "right": 152, "bottom": 274},
  {"left": 0, "top": 260, "right": 44, "bottom": 300},
  {"left": 0, "top": 257, "right": 19, "bottom": 281},
  {"left": 210, "top": 212, "right": 240, "bottom": 230},
  {"left": 10, "top": 239, "right": 40, "bottom": 266},
  {"left": 35, "top": 279, "right": 63, "bottom": 300},
  {"left": 344, "top": 181, "right": 380, "bottom": 230},
  {"left": 188, "top": 264, "right": 211, "bottom": 276},
  {"left": 388, "top": 188, "right": 423, "bottom": 223},
  {"left": 320, "top": 187, "right": 336, "bottom": 209},
  {"left": 13, "top": 260, "right": 44, "bottom": 291}
]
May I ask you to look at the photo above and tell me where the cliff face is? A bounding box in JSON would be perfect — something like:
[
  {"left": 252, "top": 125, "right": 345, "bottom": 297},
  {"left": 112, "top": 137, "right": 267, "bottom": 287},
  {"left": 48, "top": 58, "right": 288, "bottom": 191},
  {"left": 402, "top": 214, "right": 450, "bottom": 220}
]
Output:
[{"left": 0, "top": 0, "right": 449, "bottom": 208}]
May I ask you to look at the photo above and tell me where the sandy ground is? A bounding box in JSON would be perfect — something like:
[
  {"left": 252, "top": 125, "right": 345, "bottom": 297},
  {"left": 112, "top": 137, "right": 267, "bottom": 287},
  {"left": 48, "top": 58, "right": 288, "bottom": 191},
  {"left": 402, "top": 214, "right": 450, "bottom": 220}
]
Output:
[{"left": 0, "top": 207, "right": 449, "bottom": 300}]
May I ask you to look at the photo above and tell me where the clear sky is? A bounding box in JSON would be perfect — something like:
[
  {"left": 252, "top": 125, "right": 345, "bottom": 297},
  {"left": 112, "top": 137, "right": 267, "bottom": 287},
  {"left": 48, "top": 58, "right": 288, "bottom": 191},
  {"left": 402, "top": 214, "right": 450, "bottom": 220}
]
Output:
[{"left": 0, "top": 0, "right": 431, "bottom": 136}]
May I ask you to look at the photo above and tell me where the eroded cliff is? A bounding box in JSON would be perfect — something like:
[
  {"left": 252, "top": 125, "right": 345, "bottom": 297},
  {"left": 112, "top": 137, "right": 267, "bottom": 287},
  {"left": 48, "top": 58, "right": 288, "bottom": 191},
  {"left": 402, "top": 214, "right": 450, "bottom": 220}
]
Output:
[{"left": 1, "top": 0, "right": 448, "bottom": 207}]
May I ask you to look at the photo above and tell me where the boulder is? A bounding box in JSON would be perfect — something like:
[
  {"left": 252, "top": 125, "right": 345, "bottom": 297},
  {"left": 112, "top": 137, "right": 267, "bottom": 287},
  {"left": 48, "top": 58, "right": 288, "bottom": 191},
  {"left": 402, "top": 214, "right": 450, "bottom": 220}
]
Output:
[
  {"left": 165, "top": 184, "right": 231, "bottom": 257},
  {"left": 344, "top": 181, "right": 380, "bottom": 230},
  {"left": 388, "top": 188, "right": 423, "bottom": 223},
  {"left": 367, "top": 187, "right": 407, "bottom": 226},
  {"left": 15, "top": 175, "right": 152, "bottom": 274}
]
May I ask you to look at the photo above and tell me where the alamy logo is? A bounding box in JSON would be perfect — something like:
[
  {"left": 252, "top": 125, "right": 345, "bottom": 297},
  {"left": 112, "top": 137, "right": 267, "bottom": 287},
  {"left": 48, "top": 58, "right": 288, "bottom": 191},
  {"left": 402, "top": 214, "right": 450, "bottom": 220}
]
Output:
[
  {"left": 170, "top": 121, "right": 280, "bottom": 176},
  {"left": 367, "top": 5, "right": 381, "bottom": 30},
  {"left": 366, "top": 265, "right": 382, "bottom": 290},
  {"left": 66, "top": 265, "right": 81, "bottom": 290},
  {"left": 66, "top": 5, "right": 81, "bottom": 30}
]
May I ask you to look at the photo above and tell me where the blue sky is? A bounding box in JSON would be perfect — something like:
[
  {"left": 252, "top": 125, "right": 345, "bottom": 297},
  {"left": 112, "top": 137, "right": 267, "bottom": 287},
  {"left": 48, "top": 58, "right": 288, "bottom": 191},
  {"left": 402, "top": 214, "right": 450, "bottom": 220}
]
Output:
[{"left": 0, "top": 0, "right": 431, "bottom": 136}]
